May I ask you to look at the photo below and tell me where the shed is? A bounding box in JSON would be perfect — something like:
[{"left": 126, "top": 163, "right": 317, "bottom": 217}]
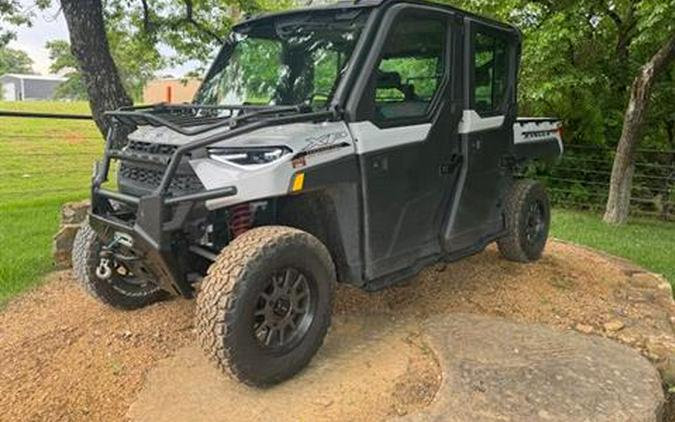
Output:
[
  {"left": 0, "top": 74, "right": 67, "bottom": 101},
  {"left": 143, "top": 78, "right": 202, "bottom": 104}
]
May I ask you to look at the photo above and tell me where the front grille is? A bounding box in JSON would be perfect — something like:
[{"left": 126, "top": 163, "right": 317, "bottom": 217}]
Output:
[
  {"left": 117, "top": 141, "right": 204, "bottom": 196},
  {"left": 119, "top": 164, "right": 204, "bottom": 194},
  {"left": 125, "top": 140, "right": 178, "bottom": 156}
]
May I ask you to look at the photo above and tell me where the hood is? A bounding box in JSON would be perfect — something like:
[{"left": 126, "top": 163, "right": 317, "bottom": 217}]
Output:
[{"left": 127, "top": 121, "right": 354, "bottom": 155}]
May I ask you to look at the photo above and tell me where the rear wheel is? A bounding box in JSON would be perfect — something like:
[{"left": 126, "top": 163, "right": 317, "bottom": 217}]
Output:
[
  {"left": 497, "top": 180, "right": 551, "bottom": 263},
  {"left": 196, "top": 226, "right": 335, "bottom": 387},
  {"left": 72, "top": 223, "right": 169, "bottom": 310}
]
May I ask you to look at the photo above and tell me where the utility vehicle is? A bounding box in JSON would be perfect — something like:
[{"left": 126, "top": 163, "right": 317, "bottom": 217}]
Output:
[{"left": 74, "top": 0, "right": 563, "bottom": 386}]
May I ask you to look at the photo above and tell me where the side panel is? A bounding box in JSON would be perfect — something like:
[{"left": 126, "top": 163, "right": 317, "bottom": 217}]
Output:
[
  {"left": 279, "top": 156, "right": 364, "bottom": 286},
  {"left": 345, "top": 4, "right": 463, "bottom": 283},
  {"left": 442, "top": 18, "right": 521, "bottom": 252},
  {"left": 352, "top": 111, "right": 460, "bottom": 280}
]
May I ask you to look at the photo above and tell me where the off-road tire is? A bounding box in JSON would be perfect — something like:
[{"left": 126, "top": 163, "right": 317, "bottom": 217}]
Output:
[
  {"left": 497, "top": 179, "right": 551, "bottom": 263},
  {"left": 196, "top": 226, "right": 336, "bottom": 387},
  {"left": 72, "top": 223, "right": 169, "bottom": 310}
]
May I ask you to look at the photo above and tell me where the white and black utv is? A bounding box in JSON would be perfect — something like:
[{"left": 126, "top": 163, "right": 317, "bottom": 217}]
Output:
[{"left": 74, "top": 0, "right": 563, "bottom": 386}]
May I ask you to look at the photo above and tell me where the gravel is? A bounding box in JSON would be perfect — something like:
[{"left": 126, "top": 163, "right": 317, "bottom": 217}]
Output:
[{"left": 0, "top": 241, "right": 673, "bottom": 421}]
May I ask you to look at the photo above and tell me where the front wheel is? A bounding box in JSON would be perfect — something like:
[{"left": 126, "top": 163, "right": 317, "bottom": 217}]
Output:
[
  {"left": 497, "top": 180, "right": 551, "bottom": 263},
  {"left": 196, "top": 226, "right": 335, "bottom": 387},
  {"left": 72, "top": 223, "right": 169, "bottom": 310}
]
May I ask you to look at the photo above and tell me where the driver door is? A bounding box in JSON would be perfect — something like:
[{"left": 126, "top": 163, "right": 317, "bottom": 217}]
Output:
[{"left": 347, "top": 5, "right": 463, "bottom": 283}]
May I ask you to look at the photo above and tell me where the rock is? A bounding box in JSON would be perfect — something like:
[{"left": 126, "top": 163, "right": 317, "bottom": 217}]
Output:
[
  {"left": 61, "top": 200, "right": 90, "bottom": 225},
  {"left": 629, "top": 273, "right": 662, "bottom": 289},
  {"left": 400, "top": 314, "right": 664, "bottom": 422},
  {"left": 603, "top": 320, "right": 625, "bottom": 333},
  {"left": 52, "top": 201, "right": 90, "bottom": 270},
  {"left": 575, "top": 323, "right": 594, "bottom": 334},
  {"left": 617, "top": 333, "right": 637, "bottom": 346},
  {"left": 52, "top": 224, "right": 82, "bottom": 270},
  {"left": 644, "top": 336, "right": 675, "bottom": 363}
]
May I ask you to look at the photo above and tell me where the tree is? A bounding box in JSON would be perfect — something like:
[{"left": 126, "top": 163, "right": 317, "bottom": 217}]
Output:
[
  {"left": 604, "top": 34, "right": 675, "bottom": 223},
  {"left": 46, "top": 34, "right": 164, "bottom": 102},
  {"left": 45, "top": 40, "right": 87, "bottom": 100},
  {"left": 0, "top": 0, "right": 50, "bottom": 48},
  {"left": 0, "top": 47, "right": 34, "bottom": 74},
  {"left": 57, "top": 0, "right": 295, "bottom": 136},
  {"left": 440, "top": 0, "right": 675, "bottom": 224},
  {"left": 602, "top": 0, "right": 675, "bottom": 224},
  {"left": 60, "top": 0, "right": 132, "bottom": 135}
]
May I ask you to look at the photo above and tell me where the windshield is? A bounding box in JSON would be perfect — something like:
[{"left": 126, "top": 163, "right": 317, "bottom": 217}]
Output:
[{"left": 195, "top": 10, "right": 370, "bottom": 109}]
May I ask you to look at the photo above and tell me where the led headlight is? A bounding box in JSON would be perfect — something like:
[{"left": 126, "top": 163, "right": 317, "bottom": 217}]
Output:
[{"left": 208, "top": 146, "right": 291, "bottom": 166}]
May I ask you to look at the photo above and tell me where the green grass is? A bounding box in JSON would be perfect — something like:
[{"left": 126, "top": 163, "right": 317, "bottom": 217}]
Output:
[
  {"left": 551, "top": 209, "right": 675, "bottom": 284},
  {"left": 0, "top": 101, "right": 102, "bottom": 304}
]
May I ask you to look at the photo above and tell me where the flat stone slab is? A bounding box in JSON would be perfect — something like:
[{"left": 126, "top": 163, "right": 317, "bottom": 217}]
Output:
[
  {"left": 405, "top": 314, "right": 664, "bottom": 422},
  {"left": 129, "top": 313, "right": 664, "bottom": 421}
]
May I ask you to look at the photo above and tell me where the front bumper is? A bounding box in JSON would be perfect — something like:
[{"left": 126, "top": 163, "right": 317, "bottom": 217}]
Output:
[
  {"left": 89, "top": 104, "right": 335, "bottom": 296},
  {"left": 90, "top": 186, "right": 237, "bottom": 297}
]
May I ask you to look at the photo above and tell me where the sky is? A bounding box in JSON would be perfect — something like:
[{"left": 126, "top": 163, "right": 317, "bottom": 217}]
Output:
[{"left": 8, "top": 1, "right": 196, "bottom": 77}]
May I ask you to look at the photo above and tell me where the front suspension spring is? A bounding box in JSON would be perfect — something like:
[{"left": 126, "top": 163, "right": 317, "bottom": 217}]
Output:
[{"left": 230, "top": 203, "right": 253, "bottom": 238}]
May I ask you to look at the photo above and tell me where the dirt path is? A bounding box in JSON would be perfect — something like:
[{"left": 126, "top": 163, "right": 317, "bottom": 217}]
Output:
[{"left": 1, "top": 241, "right": 673, "bottom": 421}]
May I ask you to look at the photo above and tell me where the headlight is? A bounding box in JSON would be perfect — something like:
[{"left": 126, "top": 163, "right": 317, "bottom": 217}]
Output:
[{"left": 208, "top": 147, "right": 291, "bottom": 166}]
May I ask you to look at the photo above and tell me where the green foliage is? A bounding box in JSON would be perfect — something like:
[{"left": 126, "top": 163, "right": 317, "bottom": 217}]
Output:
[
  {"left": 45, "top": 40, "right": 87, "bottom": 100},
  {"left": 0, "top": 0, "right": 49, "bottom": 48},
  {"left": 103, "top": 0, "right": 296, "bottom": 68},
  {"left": 0, "top": 47, "right": 33, "bottom": 75},
  {"left": 46, "top": 32, "right": 164, "bottom": 102},
  {"left": 436, "top": 0, "right": 675, "bottom": 152}
]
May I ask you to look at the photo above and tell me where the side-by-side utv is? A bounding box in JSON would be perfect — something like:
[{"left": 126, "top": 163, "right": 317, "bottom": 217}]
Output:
[{"left": 74, "top": 0, "right": 563, "bottom": 386}]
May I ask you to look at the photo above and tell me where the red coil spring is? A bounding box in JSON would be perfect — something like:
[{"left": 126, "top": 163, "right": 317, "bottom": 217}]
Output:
[{"left": 230, "top": 203, "right": 253, "bottom": 238}]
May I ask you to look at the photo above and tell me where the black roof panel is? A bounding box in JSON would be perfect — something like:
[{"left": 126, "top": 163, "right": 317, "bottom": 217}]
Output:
[{"left": 235, "top": 0, "right": 518, "bottom": 33}]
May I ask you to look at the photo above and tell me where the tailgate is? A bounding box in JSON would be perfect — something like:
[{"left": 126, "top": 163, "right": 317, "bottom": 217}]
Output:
[{"left": 513, "top": 118, "right": 563, "bottom": 162}]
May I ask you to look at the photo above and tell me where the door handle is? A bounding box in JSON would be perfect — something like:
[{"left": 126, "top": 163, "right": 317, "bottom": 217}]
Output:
[{"left": 440, "top": 154, "right": 462, "bottom": 175}]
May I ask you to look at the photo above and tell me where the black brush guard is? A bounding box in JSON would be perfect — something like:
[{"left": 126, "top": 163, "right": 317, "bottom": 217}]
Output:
[{"left": 90, "top": 103, "right": 336, "bottom": 297}]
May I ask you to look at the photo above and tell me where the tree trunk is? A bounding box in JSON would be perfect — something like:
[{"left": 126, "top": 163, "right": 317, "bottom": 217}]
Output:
[
  {"left": 60, "top": 0, "right": 132, "bottom": 136},
  {"left": 603, "top": 34, "right": 675, "bottom": 224}
]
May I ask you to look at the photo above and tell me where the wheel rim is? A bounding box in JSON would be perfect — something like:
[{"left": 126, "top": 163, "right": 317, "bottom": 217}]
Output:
[
  {"left": 525, "top": 200, "right": 546, "bottom": 244},
  {"left": 253, "top": 267, "right": 315, "bottom": 351}
]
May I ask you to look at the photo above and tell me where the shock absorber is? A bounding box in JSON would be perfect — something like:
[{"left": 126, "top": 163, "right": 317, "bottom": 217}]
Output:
[{"left": 230, "top": 203, "right": 253, "bottom": 238}]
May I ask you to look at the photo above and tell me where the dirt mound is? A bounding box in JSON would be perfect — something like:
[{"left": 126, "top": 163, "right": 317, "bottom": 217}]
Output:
[
  {"left": 128, "top": 317, "right": 439, "bottom": 422},
  {"left": 0, "top": 241, "right": 673, "bottom": 421}
]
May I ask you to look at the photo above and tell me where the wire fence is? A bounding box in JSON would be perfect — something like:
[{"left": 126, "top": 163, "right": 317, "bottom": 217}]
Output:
[
  {"left": 525, "top": 144, "right": 675, "bottom": 220},
  {"left": 0, "top": 111, "right": 103, "bottom": 206},
  {"left": 1, "top": 112, "right": 674, "bottom": 220}
]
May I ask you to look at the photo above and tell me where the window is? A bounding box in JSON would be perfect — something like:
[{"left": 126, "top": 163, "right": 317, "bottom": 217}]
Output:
[
  {"left": 473, "top": 32, "right": 509, "bottom": 115},
  {"left": 372, "top": 15, "right": 447, "bottom": 121},
  {"left": 196, "top": 11, "right": 370, "bottom": 107}
]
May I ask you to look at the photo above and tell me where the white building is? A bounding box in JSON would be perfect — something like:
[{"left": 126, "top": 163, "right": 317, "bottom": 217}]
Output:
[{"left": 0, "top": 74, "right": 67, "bottom": 101}]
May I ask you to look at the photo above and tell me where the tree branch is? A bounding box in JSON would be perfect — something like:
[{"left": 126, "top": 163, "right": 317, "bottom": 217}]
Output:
[
  {"left": 140, "top": 0, "right": 150, "bottom": 33},
  {"left": 182, "top": 0, "right": 225, "bottom": 44}
]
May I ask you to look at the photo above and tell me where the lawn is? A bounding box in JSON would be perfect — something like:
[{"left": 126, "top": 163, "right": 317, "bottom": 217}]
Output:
[
  {"left": 0, "top": 101, "right": 102, "bottom": 304},
  {"left": 551, "top": 209, "right": 675, "bottom": 284},
  {"left": 0, "top": 101, "right": 673, "bottom": 305}
]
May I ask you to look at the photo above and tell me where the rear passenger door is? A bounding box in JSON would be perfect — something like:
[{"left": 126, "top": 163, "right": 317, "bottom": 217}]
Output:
[
  {"left": 443, "top": 21, "right": 520, "bottom": 252},
  {"left": 347, "top": 4, "right": 462, "bottom": 282}
]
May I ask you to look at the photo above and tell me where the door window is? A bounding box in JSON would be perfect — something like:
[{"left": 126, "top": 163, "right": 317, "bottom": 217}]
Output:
[
  {"left": 372, "top": 15, "right": 447, "bottom": 122},
  {"left": 473, "top": 32, "right": 509, "bottom": 115}
]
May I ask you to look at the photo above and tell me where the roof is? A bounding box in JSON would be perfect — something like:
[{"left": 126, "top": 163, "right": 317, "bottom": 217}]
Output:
[
  {"left": 0, "top": 73, "right": 67, "bottom": 82},
  {"left": 235, "top": 0, "right": 517, "bottom": 33}
]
